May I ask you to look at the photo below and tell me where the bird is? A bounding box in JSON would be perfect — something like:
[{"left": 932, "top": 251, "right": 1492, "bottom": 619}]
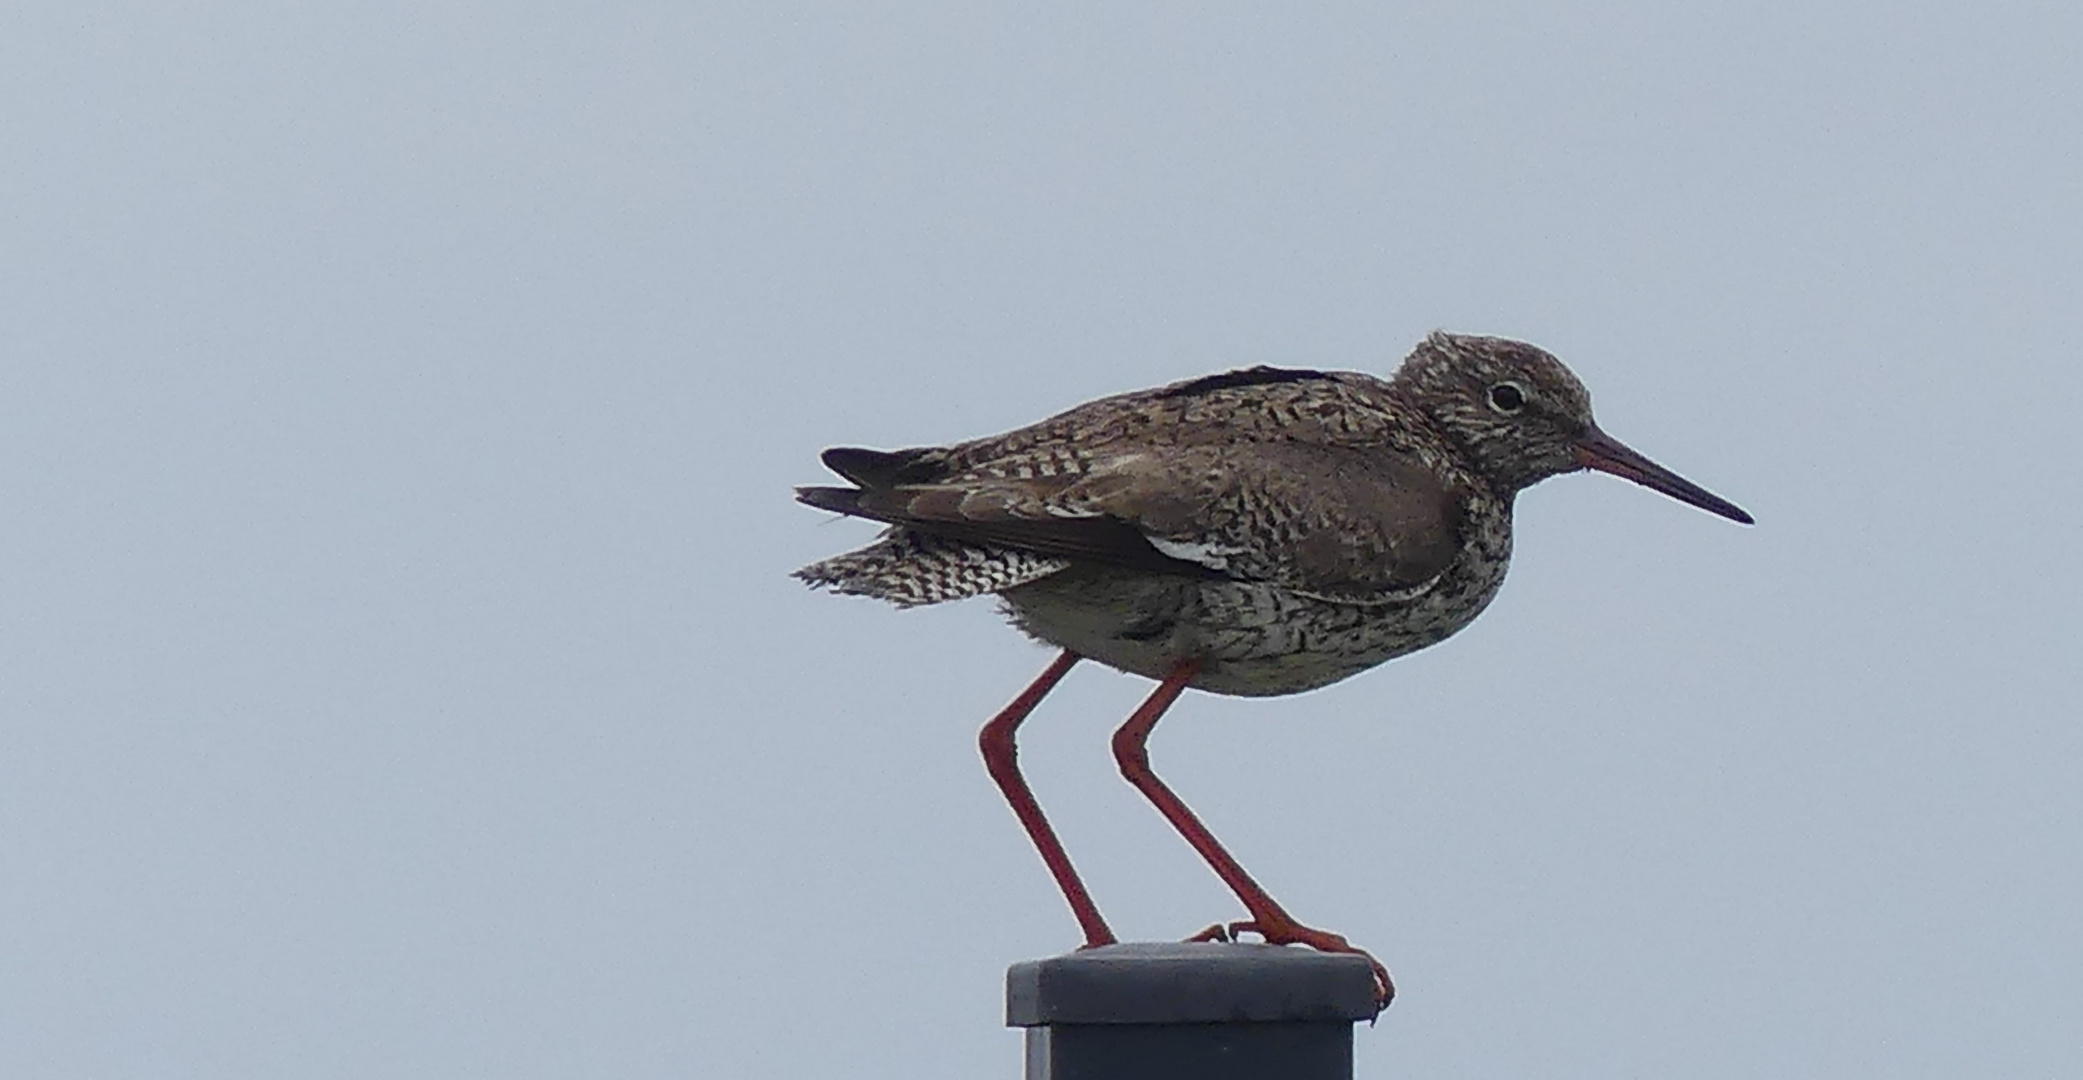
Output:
[{"left": 792, "top": 331, "right": 1751, "bottom": 1010}]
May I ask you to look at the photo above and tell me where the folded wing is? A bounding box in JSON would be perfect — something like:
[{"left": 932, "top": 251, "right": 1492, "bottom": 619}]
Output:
[{"left": 798, "top": 438, "right": 1463, "bottom": 603}]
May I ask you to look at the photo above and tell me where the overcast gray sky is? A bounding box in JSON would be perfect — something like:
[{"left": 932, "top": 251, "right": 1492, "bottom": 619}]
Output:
[{"left": 3, "top": 3, "right": 2079, "bottom": 1077}]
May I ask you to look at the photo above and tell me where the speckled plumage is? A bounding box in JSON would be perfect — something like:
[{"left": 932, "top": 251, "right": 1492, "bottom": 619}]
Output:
[
  {"left": 793, "top": 330, "right": 1751, "bottom": 1006},
  {"left": 797, "top": 529, "right": 1070, "bottom": 608},
  {"left": 797, "top": 332, "right": 1755, "bottom": 694}
]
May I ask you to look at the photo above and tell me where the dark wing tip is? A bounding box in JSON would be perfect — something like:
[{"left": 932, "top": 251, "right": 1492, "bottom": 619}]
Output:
[
  {"left": 795, "top": 486, "right": 866, "bottom": 515},
  {"left": 820, "top": 446, "right": 945, "bottom": 488}
]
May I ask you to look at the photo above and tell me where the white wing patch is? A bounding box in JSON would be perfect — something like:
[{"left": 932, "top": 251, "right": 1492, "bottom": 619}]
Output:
[{"left": 1147, "top": 535, "right": 1248, "bottom": 571}]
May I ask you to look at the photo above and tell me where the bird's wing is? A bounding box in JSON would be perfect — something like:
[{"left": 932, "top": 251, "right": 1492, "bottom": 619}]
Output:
[
  {"left": 797, "top": 475, "right": 1209, "bottom": 575},
  {"left": 802, "top": 439, "right": 1464, "bottom": 601}
]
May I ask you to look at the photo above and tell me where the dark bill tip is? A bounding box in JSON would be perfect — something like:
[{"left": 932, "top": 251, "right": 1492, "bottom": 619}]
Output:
[{"left": 1574, "top": 426, "right": 1754, "bottom": 525}]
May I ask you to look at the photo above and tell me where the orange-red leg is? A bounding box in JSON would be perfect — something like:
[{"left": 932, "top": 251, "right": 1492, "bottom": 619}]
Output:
[
  {"left": 1110, "top": 659, "right": 1394, "bottom": 1008},
  {"left": 978, "top": 650, "right": 1117, "bottom": 948}
]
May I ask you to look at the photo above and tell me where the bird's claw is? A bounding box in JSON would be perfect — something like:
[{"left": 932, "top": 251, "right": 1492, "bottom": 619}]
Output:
[{"left": 1194, "top": 917, "right": 1393, "bottom": 1013}]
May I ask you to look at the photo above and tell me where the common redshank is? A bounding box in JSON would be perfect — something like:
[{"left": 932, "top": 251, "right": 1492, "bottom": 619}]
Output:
[{"left": 794, "top": 332, "right": 1751, "bottom": 1009}]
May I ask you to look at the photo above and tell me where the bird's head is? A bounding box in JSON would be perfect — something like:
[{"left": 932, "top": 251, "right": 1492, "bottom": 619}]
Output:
[{"left": 1395, "top": 332, "right": 1752, "bottom": 524}]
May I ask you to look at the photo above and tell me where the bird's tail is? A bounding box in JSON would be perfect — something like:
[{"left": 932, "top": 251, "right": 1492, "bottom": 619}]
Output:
[{"left": 793, "top": 528, "right": 1069, "bottom": 608}]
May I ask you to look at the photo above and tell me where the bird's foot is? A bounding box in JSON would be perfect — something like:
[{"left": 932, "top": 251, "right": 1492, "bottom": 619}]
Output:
[{"left": 1214, "top": 917, "right": 1394, "bottom": 1012}]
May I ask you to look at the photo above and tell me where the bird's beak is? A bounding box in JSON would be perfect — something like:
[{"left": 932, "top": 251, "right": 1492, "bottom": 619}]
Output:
[{"left": 1574, "top": 425, "right": 1754, "bottom": 525}]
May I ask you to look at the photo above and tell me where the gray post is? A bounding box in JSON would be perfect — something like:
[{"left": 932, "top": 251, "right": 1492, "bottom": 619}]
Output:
[{"left": 1005, "top": 942, "right": 1380, "bottom": 1080}]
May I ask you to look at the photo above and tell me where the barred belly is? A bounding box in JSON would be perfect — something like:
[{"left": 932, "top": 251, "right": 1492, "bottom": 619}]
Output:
[{"left": 1000, "top": 552, "right": 1508, "bottom": 698}]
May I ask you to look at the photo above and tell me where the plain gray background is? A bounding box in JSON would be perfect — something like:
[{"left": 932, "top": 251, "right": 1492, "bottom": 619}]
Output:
[{"left": 4, "top": 3, "right": 2078, "bottom": 1077}]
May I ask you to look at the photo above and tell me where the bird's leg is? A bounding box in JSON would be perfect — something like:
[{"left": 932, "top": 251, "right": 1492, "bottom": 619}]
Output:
[
  {"left": 1111, "top": 659, "right": 1394, "bottom": 1008},
  {"left": 978, "top": 649, "right": 1117, "bottom": 948}
]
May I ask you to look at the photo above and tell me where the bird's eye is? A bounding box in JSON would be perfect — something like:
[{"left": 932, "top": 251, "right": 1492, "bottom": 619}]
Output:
[{"left": 1487, "top": 382, "right": 1527, "bottom": 414}]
